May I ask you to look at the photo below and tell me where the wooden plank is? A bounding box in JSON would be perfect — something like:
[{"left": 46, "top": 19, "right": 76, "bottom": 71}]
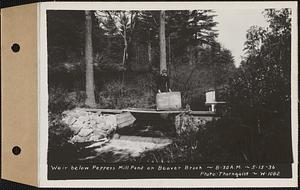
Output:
[
  {"left": 80, "top": 108, "right": 215, "bottom": 115},
  {"left": 123, "top": 109, "right": 184, "bottom": 114},
  {"left": 189, "top": 111, "right": 215, "bottom": 115},
  {"left": 205, "top": 101, "right": 226, "bottom": 105},
  {"left": 81, "top": 108, "right": 123, "bottom": 113},
  {"left": 125, "top": 109, "right": 215, "bottom": 115}
]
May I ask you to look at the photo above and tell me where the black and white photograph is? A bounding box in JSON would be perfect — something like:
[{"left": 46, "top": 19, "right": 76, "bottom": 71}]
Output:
[{"left": 42, "top": 2, "right": 297, "bottom": 185}]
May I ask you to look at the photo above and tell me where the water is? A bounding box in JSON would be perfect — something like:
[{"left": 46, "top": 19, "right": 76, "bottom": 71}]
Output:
[{"left": 48, "top": 113, "right": 176, "bottom": 163}]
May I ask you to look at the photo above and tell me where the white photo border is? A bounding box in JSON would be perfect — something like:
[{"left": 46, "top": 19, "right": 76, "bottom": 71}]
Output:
[{"left": 38, "top": 1, "right": 298, "bottom": 187}]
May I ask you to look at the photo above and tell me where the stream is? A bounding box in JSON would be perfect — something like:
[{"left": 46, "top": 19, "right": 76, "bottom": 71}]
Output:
[{"left": 49, "top": 112, "right": 177, "bottom": 163}]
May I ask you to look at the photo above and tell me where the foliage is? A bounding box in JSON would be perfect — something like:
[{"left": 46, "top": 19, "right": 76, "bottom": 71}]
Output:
[
  {"left": 166, "top": 10, "right": 218, "bottom": 54},
  {"left": 226, "top": 8, "right": 292, "bottom": 162},
  {"left": 47, "top": 10, "right": 223, "bottom": 100},
  {"left": 98, "top": 79, "right": 155, "bottom": 109},
  {"left": 48, "top": 92, "right": 77, "bottom": 162},
  {"left": 48, "top": 112, "right": 75, "bottom": 163},
  {"left": 47, "top": 10, "right": 85, "bottom": 68},
  {"left": 137, "top": 118, "right": 246, "bottom": 163},
  {"left": 48, "top": 87, "right": 85, "bottom": 115},
  {"left": 170, "top": 43, "right": 235, "bottom": 109},
  {"left": 95, "top": 10, "right": 139, "bottom": 68},
  {"left": 230, "top": 8, "right": 291, "bottom": 122}
]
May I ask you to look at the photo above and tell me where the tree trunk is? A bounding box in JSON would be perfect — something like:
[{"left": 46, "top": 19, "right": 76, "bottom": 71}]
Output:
[
  {"left": 107, "top": 36, "right": 111, "bottom": 51},
  {"left": 148, "top": 40, "right": 152, "bottom": 66},
  {"left": 122, "top": 29, "right": 128, "bottom": 67},
  {"left": 84, "top": 10, "right": 96, "bottom": 108},
  {"left": 159, "top": 10, "right": 167, "bottom": 73},
  {"left": 136, "top": 43, "right": 140, "bottom": 65},
  {"left": 122, "top": 28, "right": 127, "bottom": 84},
  {"left": 168, "top": 35, "right": 173, "bottom": 87},
  {"left": 148, "top": 29, "right": 152, "bottom": 71},
  {"left": 187, "top": 45, "right": 193, "bottom": 65},
  {"left": 210, "top": 45, "right": 217, "bottom": 90},
  {"left": 168, "top": 35, "right": 171, "bottom": 66}
]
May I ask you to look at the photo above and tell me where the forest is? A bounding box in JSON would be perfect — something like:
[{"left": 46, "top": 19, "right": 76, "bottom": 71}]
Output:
[{"left": 47, "top": 9, "right": 292, "bottom": 163}]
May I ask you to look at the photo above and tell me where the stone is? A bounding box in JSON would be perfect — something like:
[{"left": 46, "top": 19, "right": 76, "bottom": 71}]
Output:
[
  {"left": 104, "top": 115, "right": 117, "bottom": 127},
  {"left": 89, "top": 134, "right": 106, "bottom": 142},
  {"left": 76, "top": 109, "right": 89, "bottom": 117},
  {"left": 67, "top": 116, "right": 77, "bottom": 125},
  {"left": 93, "top": 128, "right": 106, "bottom": 136},
  {"left": 78, "top": 128, "right": 94, "bottom": 137},
  {"left": 175, "top": 114, "right": 200, "bottom": 135},
  {"left": 73, "top": 116, "right": 87, "bottom": 126},
  {"left": 70, "top": 124, "right": 83, "bottom": 134},
  {"left": 101, "top": 124, "right": 112, "bottom": 131},
  {"left": 96, "top": 123, "right": 106, "bottom": 129},
  {"left": 90, "top": 120, "right": 96, "bottom": 126},
  {"left": 70, "top": 135, "right": 86, "bottom": 143},
  {"left": 89, "top": 135, "right": 101, "bottom": 142},
  {"left": 113, "top": 133, "right": 120, "bottom": 139},
  {"left": 64, "top": 109, "right": 119, "bottom": 143}
]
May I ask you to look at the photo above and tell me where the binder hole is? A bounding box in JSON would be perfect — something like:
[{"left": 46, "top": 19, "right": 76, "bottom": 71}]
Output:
[
  {"left": 12, "top": 146, "right": 21, "bottom": 155},
  {"left": 11, "top": 43, "right": 20, "bottom": 53}
]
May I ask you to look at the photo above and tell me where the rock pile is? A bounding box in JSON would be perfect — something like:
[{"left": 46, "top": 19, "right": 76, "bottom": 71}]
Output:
[
  {"left": 174, "top": 113, "right": 212, "bottom": 135},
  {"left": 62, "top": 109, "right": 117, "bottom": 143}
]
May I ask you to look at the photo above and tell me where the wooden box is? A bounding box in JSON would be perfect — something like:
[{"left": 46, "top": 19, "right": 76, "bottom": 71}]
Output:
[{"left": 156, "top": 92, "right": 182, "bottom": 110}]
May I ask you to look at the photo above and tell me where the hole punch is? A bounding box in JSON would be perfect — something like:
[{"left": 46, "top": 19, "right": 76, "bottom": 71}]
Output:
[
  {"left": 12, "top": 146, "right": 21, "bottom": 155},
  {"left": 11, "top": 43, "right": 20, "bottom": 53}
]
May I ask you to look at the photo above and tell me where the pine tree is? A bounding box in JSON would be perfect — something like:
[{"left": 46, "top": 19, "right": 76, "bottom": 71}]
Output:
[{"left": 159, "top": 10, "right": 167, "bottom": 73}]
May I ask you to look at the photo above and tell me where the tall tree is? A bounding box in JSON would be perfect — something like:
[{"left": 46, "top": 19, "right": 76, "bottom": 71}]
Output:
[
  {"left": 159, "top": 10, "right": 167, "bottom": 73},
  {"left": 85, "top": 10, "right": 96, "bottom": 107}
]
